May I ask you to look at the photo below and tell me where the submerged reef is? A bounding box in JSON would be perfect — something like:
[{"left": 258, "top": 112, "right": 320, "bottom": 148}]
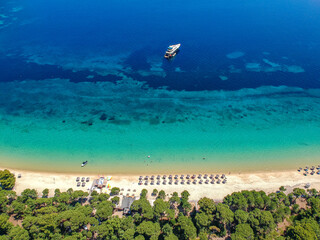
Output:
[{"left": 0, "top": 78, "right": 319, "bottom": 130}]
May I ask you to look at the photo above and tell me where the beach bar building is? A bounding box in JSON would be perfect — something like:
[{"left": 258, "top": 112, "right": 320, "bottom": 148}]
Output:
[
  {"left": 94, "top": 177, "right": 107, "bottom": 189},
  {"left": 120, "top": 196, "right": 136, "bottom": 215}
]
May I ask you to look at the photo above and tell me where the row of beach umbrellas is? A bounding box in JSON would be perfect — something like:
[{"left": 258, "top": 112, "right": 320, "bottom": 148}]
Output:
[
  {"left": 298, "top": 166, "right": 320, "bottom": 176},
  {"left": 139, "top": 174, "right": 226, "bottom": 181},
  {"left": 76, "top": 177, "right": 90, "bottom": 182},
  {"left": 138, "top": 177, "right": 227, "bottom": 186},
  {"left": 75, "top": 177, "right": 90, "bottom": 187}
]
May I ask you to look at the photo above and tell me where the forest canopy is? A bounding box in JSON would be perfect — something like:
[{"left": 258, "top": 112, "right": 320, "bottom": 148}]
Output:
[{"left": 0, "top": 170, "right": 318, "bottom": 240}]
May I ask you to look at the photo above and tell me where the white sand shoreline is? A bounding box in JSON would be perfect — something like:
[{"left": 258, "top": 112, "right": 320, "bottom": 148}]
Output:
[{"left": 3, "top": 167, "right": 320, "bottom": 201}]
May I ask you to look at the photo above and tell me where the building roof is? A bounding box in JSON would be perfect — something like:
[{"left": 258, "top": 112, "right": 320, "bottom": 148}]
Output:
[
  {"left": 94, "top": 177, "right": 107, "bottom": 188},
  {"left": 121, "top": 196, "right": 136, "bottom": 209}
]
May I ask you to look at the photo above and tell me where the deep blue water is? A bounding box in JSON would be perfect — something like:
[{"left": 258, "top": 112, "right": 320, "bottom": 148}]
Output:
[{"left": 1, "top": 0, "right": 320, "bottom": 91}]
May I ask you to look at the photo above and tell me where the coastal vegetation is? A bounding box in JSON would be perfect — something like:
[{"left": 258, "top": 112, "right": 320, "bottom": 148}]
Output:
[
  {"left": 0, "top": 170, "right": 15, "bottom": 190},
  {"left": 0, "top": 171, "right": 319, "bottom": 239}
]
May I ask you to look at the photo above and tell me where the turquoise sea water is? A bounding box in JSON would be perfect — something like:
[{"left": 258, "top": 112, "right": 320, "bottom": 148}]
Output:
[
  {"left": 0, "top": 80, "right": 319, "bottom": 174},
  {"left": 0, "top": 0, "right": 320, "bottom": 174}
]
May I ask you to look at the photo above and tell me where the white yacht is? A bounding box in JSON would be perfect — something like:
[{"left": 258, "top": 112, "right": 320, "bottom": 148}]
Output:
[{"left": 164, "top": 44, "right": 181, "bottom": 59}]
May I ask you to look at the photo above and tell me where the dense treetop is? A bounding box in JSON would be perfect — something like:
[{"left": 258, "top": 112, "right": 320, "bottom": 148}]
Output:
[
  {"left": 0, "top": 170, "right": 319, "bottom": 239},
  {"left": 0, "top": 170, "right": 15, "bottom": 190}
]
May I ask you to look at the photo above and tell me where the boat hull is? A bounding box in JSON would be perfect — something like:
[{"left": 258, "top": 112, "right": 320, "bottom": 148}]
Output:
[{"left": 164, "top": 44, "right": 181, "bottom": 59}]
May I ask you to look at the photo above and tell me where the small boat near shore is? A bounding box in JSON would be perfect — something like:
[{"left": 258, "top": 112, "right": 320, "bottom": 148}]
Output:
[
  {"left": 81, "top": 161, "right": 88, "bottom": 167},
  {"left": 164, "top": 44, "right": 181, "bottom": 59}
]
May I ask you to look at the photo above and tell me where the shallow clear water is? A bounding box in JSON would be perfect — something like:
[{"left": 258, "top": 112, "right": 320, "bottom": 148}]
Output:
[{"left": 0, "top": 0, "right": 319, "bottom": 174}]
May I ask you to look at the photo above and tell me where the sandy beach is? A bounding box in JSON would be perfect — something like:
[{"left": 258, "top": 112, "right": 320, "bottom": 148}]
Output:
[{"left": 6, "top": 167, "right": 320, "bottom": 201}]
